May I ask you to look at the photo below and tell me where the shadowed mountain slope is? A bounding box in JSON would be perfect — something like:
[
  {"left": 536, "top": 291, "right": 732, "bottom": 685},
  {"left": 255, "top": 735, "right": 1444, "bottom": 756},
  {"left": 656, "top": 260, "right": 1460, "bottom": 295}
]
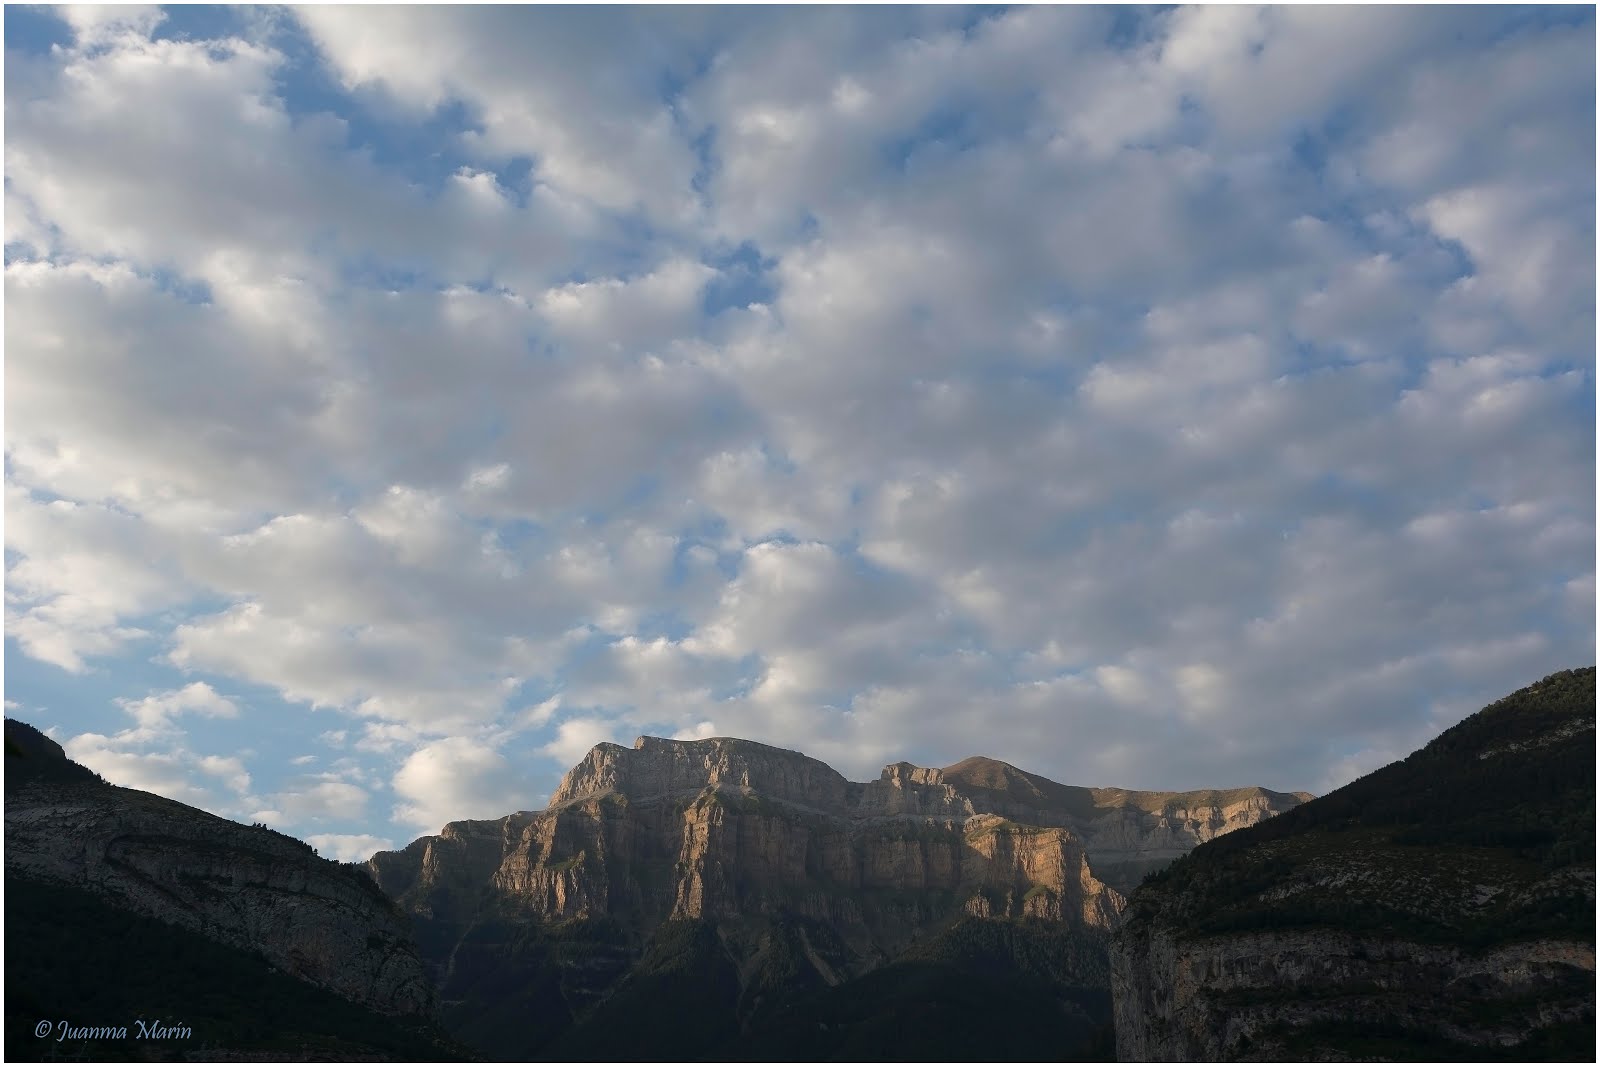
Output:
[
  {"left": 1112, "top": 667, "right": 1596, "bottom": 1061},
  {"left": 3, "top": 719, "right": 462, "bottom": 1062}
]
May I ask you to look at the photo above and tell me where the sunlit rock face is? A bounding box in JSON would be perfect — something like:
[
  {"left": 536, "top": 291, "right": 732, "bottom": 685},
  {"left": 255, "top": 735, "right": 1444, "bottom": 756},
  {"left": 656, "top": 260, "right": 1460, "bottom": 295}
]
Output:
[{"left": 372, "top": 735, "right": 1303, "bottom": 972}]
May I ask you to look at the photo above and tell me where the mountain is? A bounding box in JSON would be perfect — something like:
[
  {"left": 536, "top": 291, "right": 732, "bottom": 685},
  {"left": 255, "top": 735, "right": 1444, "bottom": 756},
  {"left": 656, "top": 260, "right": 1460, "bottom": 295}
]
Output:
[
  {"left": 3, "top": 718, "right": 462, "bottom": 1061},
  {"left": 369, "top": 735, "right": 1304, "bottom": 1059},
  {"left": 1111, "top": 667, "right": 1596, "bottom": 1061},
  {"left": 937, "top": 756, "right": 1314, "bottom": 894}
]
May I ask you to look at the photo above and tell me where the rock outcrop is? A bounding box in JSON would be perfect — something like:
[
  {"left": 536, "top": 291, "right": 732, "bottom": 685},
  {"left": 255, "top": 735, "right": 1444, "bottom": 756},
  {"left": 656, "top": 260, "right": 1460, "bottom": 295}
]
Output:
[
  {"left": 375, "top": 737, "right": 1303, "bottom": 929},
  {"left": 377, "top": 738, "right": 1124, "bottom": 948},
  {"left": 1111, "top": 667, "right": 1596, "bottom": 1061},
  {"left": 4, "top": 719, "right": 436, "bottom": 1018},
  {"left": 373, "top": 736, "right": 1305, "bottom": 943},
  {"left": 368, "top": 734, "right": 1302, "bottom": 1057},
  {"left": 935, "top": 756, "right": 1312, "bottom": 893}
]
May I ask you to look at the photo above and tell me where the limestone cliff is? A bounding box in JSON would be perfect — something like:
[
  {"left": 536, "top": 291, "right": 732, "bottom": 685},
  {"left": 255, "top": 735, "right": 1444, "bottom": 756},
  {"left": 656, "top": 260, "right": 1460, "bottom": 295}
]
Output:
[
  {"left": 1111, "top": 667, "right": 1596, "bottom": 1061},
  {"left": 4, "top": 719, "right": 436, "bottom": 1019},
  {"left": 371, "top": 735, "right": 1304, "bottom": 943},
  {"left": 368, "top": 733, "right": 1301, "bottom": 1059},
  {"left": 378, "top": 738, "right": 1125, "bottom": 950},
  {"left": 936, "top": 756, "right": 1311, "bottom": 893}
]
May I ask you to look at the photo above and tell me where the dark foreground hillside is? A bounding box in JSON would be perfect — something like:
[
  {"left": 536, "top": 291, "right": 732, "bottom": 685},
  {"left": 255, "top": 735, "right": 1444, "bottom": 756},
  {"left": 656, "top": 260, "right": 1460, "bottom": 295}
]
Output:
[
  {"left": 420, "top": 909, "right": 1113, "bottom": 1061},
  {"left": 1112, "top": 667, "right": 1597, "bottom": 1061},
  {"left": 3, "top": 719, "right": 465, "bottom": 1062},
  {"left": 5, "top": 877, "right": 465, "bottom": 1062},
  {"left": 532, "top": 914, "right": 1115, "bottom": 1062}
]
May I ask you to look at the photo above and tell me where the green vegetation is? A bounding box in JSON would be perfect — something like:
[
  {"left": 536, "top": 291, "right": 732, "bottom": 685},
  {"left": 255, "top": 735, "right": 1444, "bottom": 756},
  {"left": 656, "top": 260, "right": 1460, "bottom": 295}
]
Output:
[
  {"left": 902, "top": 915, "right": 1110, "bottom": 990},
  {"left": 1135, "top": 668, "right": 1595, "bottom": 947},
  {"left": 1123, "top": 667, "right": 1596, "bottom": 1061},
  {"left": 4, "top": 718, "right": 100, "bottom": 786},
  {"left": 426, "top": 914, "right": 633, "bottom": 1059},
  {"left": 728, "top": 916, "right": 1113, "bottom": 1061},
  {"left": 1271, "top": 1015, "right": 1595, "bottom": 1062},
  {"left": 426, "top": 910, "right": 1117, "bottom": 1062},
  {"left": 963, "top": 818, "right": 1040, "bottom": 837},
  {"left": 545, "top": 919, "right": 743, "bottom": 1061},
  {"left": 3, "top": 875, "right": 465, "bottom": 1062}
]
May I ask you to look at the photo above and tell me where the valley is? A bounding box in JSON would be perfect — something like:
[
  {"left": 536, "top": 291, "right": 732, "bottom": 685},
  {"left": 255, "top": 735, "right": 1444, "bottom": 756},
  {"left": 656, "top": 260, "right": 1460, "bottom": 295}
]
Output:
[{"left": 6, "top": 666, "right": 1592, "bottom": 1061}]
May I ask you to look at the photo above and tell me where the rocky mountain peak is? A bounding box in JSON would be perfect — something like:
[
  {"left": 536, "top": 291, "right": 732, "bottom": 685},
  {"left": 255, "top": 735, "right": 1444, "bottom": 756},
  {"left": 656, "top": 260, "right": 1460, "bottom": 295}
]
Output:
[
  {"left": 549, "top": 734, "right": 849, "bottom": 811},
  {"left": 877, "top": 760, "right": 945, "bottom": 785},
  {"left": 364, "top": 733, "right": 1315, "bottom": 1059}
]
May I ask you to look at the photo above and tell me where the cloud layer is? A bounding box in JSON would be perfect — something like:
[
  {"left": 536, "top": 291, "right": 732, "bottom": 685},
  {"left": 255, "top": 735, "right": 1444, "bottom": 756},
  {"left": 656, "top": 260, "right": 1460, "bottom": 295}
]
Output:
[{"left": 6, "top": 6, "right": 1593, "bottom": 854}]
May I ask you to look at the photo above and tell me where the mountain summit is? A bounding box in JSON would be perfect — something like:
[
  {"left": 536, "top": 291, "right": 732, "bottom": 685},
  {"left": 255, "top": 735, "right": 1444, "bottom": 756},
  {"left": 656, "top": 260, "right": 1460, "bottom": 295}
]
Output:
[{"left": 368, "top": 736, "right": 1304, "bottom": 1058}]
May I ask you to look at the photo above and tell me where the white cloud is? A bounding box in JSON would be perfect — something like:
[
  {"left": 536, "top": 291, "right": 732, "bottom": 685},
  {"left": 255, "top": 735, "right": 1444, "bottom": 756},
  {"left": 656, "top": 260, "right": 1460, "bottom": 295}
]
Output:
[
  {"left": 63, "top": 731, "right": 251, "bottom": 815},
  {"left": 539, "top": 718, "right": 623, "bottom": 770},
  {"left": 4, "top": 485, "right": 183, "bottom": 671},
  {"left": 56, "top": 4, "right": 167, "bottom": 48},
  {"left": 392, "top": 737, "right": 539, "bottom": 831},
  {"left": 305, "top": 833, "right": 395, "bottom": 863},
  {"left": 673, "top": 721, "right": 718, "bottom": 741},
  {"left": 5, "top": 8, "right": 1592, "bottom": 844},
  {"left": 197, "top": 754, "right": 252, "bottom": 794},
  {"left": 266, "top": 778, "right": 369, "bottom": 823},
  {"left": 294, "top": 6, "right": 706, "bottom": 224},
  {"left": 116, "top": 682, "right": 240, "bottom": 736}
]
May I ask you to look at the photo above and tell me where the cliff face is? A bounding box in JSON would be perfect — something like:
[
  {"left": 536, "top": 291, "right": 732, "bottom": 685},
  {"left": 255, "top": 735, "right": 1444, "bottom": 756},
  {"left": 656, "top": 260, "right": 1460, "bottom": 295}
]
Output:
[
  {"left": 1113, "top": 925, "right": 1595, "bottom": 1060},
  {"left": 378, "top": 738, "right": 1126, "bottom": 949},
  {"left": 1111, "top": 667, "right": 1597, "bottom": 1061},
  {"left": 4, "top": 719, "right": 436, "bottom": 1019},
  {"left": 368, "top": 734, "right": 1302, "bottom": 1057},
  {"left": 372, "top": 735, "right": 1305, "bottom": 941},
  {"left": 935, "top": 756, "right": 1313, "bottom": 893}
]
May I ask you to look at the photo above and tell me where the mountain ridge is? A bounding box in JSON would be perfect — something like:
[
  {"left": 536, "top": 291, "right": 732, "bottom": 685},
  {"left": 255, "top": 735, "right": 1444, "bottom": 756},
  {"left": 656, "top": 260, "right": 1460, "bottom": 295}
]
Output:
[
  {"left": 3, "top": 717, "right": 463, "bottom": 1060},
  {"left": 1110, "top": 665, "right": 1596, "bottom": 1061},
  {"left": 368, "top": 733, "right": 1307, "bottom": 1058}
]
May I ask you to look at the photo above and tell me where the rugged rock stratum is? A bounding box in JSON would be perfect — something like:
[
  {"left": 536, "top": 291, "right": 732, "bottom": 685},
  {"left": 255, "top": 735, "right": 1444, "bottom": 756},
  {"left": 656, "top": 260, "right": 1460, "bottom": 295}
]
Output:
[
  {"left": 374, "top": 736, "right": 1305, "bottom": 919},
  {"left": 368, "top": 735, "right": 1304, "bottom": 1056},
  {"left": 373, "top": 737, "right": 1306, "bottom": 936},
  {"left": 4, "top": 718, "right": 436, "bottom": 1019},
  {"left": 1111, "top": 667, "right": 1596, "bottom": 1061}
]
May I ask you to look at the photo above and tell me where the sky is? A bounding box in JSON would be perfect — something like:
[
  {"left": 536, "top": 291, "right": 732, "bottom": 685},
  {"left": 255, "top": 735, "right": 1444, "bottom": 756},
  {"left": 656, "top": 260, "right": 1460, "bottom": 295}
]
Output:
[{"left": 3, "top": 4, "right": 1594, "bottom": 863}]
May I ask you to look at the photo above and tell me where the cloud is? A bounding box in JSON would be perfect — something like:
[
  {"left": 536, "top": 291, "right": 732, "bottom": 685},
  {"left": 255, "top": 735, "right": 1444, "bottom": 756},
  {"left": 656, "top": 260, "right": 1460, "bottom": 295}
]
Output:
[
  {"left": 197, "top": 754, "right": 252, "bottom": 795},
  {"left": 116, "top": 682, "right": 240, "bottom": 736},
  {"left": 304, "top": 833, "right": 395, "bottom": 863},
  {"left": 54, "top": 680, "right": 253, "bottom": 816},
  {"left": 254, "top": 777, "right": 369, "bottom": 823},
  {"left": 5, "top": 7, "right": 1592, "bottom": 851},
  {"left": 539, "top": 718, "right": 623, "bottom": 770},
  {"left": 392, "top": 737, "right": 540, "bottom": 831},
  {"left": 63, "top": 731, "right": 252, "bottom": 814},
  {"left": 294, "top": 6, "right": 707, "bottom": 224},
  {"left": 4, "top": 484, "right": 185, "bottom": 671},
  {"left": 56, "top": 4, "right": 167, "bottom": 48}
]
